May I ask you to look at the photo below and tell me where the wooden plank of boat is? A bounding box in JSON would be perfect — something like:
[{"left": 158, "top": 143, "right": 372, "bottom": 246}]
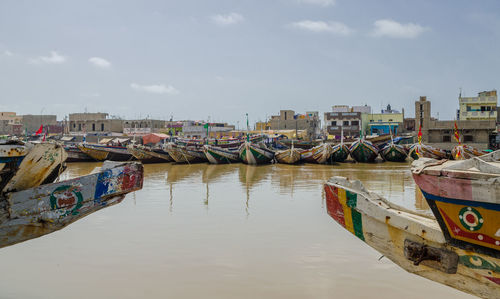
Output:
[
  {"left": 65, "top": 146, "right": 95, "bottom": 162},
  {"left": 127, "top": 145, "right": 166, "bottom": 163},
  {"left": 0, "top": 143, "right": 31, "bottom": 163},
  {"left": 165, "top": 143, "right": 205, "bottom": 163},
  {"left": 78, "top": 143, "right": 110, "bottom": 161},
  {"left": 381, "top": 143, "right": 408, "bottom": 162},
  {"left": 239, "top": 141, "right": 274, "bottom": 165},
  {"left": 324, "top": 176, "right": 500, "bottom": 298},
  {"left": 349, "top": 139, "right": 379, "bottom": 163},
  {"left": 409, "top": 143, "right": 449, "bottom": 160},
  {"left": 2, "top": 143, "right": 67, "bottom": 194},
  {"left": 78, "top": 143, "right": 133, "bottom": 161},
  {"left": 331, "top": 144, "right": 350, "bottom": 162},
  {"left": 452, "top": 144, "right": 488, "bottom": 160},
  {"left": 275, "top": 148, "right": 301, "bottom": 164},
  {"left": 0, "top": 161, "right": 143, "bottom": 248},
  {"left": 203, "top": 145, "right": 240, "bottom": 164},
  {"left": 301, "top": 144, "right": 332, "bottom": 164},
  {"left": 412, "top": 157, "right": 500, "bottom": 259},
  {"left": 148, "top": 148, "right": 174, "bottom": 162}
]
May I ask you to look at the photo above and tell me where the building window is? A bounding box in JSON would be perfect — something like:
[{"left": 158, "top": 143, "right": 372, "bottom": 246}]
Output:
[
  {"left": 331, "top": 121, "right": 336, "bottom": 126},
  {"left": 92, "top": 123, "right": 95, "bottom": 131},
  {"left": 442, "top": 135, "right": 451, "bottom": 142},
  {"left": 351, "top": 120, "right": 359, "bottom": 126},
  {"left": 467, "top": 106, "right": 471, "bottom": 111},
  {"left": 73, "top": 123, "right": 76, "bottom": 128},
  {"left": 78, "top": 124, "right": 81, "bottom": 131},
  {"left": 343, "top": 121, "right": 349, "bottom": 126},
  {"left": 101, "top": 123, "right": 104, "bottom": 131},
  {"left": 464, "top": 135, "right": 473, "bottom": 142}
]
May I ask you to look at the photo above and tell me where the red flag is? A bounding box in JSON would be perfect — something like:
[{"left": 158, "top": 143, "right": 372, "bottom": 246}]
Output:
[
  {"left": 454, "top": 121, "right": 461, "bottom": 144},
  {"left": 42, "top": 133, "right": 46, "bottom": 142},
  {"left": 35, "top": 124, "right": 43, "bottom": 135},
  {"left": 417, "top": 125, "right": 422, "bottom": 144}
]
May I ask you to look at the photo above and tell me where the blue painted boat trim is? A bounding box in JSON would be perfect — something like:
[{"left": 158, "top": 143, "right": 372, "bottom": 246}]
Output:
[{"left": 421, "top": 190, "right": 500, "bottom": 211}]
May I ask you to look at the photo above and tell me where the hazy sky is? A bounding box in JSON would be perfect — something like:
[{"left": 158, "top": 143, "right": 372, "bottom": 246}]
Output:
[{"left": 1, "top": 0, "right": 499, "bottom": 125}]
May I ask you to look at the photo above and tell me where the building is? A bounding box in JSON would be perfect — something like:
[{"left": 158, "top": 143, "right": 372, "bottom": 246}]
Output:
[
  {"left": 324, "top": 110, "right": 361, "bottom": 139},
  {"left": 165, "top": 121, "right": 183, "bottom": 136},
  {"left": 269, "top": 110, "right": 321, "bottom": 139},
  {"left": 123, "top": 119, "right": 166, "bottom": 135},
  {"left": 360, "top": 104, "right": 404, "bottom": 136},
  {"left": 0, "top": 112, "right": 22, "bottom": 125},
  {"left": 458, "top": 90, "right": 497, "bottom": 120},
  {"left": 0, "top": 112, "right": 23, "bottom": 135},
  {"left": 22, "top": 114, "right": 57, "bottom": 134},
  {"left": 182, "top": 121, "right": 235, "bottom": 139},
  {"left": 69, "top": 112, "right": 123, "bottom": 135},
  {"left": 415, "top": 96, "right": 496, "bottom": 150}
]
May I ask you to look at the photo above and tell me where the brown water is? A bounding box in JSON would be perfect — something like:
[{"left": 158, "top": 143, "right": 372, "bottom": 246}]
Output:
[{"left": 0, "top": 162, "right": 474, "bottom": 299}]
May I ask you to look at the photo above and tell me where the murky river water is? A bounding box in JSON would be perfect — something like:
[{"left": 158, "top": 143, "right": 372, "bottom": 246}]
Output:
[{"left": 0, "top": 162, "right": 474, "bottom": 298}]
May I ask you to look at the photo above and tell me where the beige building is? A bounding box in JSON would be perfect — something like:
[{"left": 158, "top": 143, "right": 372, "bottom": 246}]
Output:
[
  {"left": 269, "top": 110, "right": 320, "bottom": 139},
  {"left": 22, "top": 114, "right": 57, "bottom": 133},
  {"left": 415, "top": 96, "right": 496, "bottom": 150},
  {"left": 459, "top": 90, "right": 497, "bottom": 120},
  {"left": 0, "top": 112, "right": 22, "bottom": 125},
  {"left": 69, "top": 112, "right": 123, "bottom": 134},
  {"left": 123, "top": 119, "right": 166, "bottom": 135}
]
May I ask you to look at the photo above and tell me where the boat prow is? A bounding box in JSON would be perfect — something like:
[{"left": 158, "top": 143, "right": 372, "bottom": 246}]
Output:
[{"left": 324, "top": 176, "right": 499, "bottom": 298}]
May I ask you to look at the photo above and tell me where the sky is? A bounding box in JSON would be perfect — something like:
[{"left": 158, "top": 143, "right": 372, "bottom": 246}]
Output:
[{"left": 0, "top": 0, "right": 499, "bottom": 126}]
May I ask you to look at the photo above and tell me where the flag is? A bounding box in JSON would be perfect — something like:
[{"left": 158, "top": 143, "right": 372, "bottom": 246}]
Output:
[
  {"left": 417, "top": 125, "right": 422, "bottom": 144},
  {"left": 42, "top": 132, "right": 46, "bottom": 142},
  {"left": 454, "top": 121, "right": 461, "bottom": 144},
  {"left": 35, "top": 124, "right": 43, "bottom": 135}
]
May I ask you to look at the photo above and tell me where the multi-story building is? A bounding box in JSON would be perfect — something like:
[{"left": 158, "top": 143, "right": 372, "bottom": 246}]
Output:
[
  {"left": 324, "top": 111, "right": 362, "bottom": 138},
  {"left": 69, "top": 112, "right": 123, "bottom": 135},
  {"left": 22, "top": 114, "right": 57, "bottom": 134},
  {"left": 415, "top": 96, "right": 496, "bottom": 150},
  {"left": 361, "top": 104, "right": 404, "bottom": 136},
  {"left": 182, "top": 121, "right": 235, "bottom": 139},
  {"left": 123, "top": 119, "right": 166, "bottom": 135},
  {"left": 458, "top": 90, "right": 497, "bottom": 120},
  {"left": 269, "top": 110, "right": 321, "bottom": 139}
]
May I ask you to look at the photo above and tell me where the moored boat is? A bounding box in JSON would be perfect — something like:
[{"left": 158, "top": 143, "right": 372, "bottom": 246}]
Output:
[
  {"left": 451, "top": 144, "right": 488, "bottom": 160},
  {"left": 127, "top": 144, "right": 172, "bottom": 163},
  {"left": 380, "top": 143, "right": 408, "bottom": 162},
  {"left": 203, "top": 144, "right": 240, "bottom": 164},
  {"left": 78, "top": 143, "right": 134, "bottom": 161},
  {"left": 165, "top": 143, "right": 206, "bottom": 164},
  {"left": 324, "top": 172, "right": 500, "bottom": 298},
  {"left": 409, "top": 143, "right": 449, "bottom": 160},
  {"left": 239, "top": 141, "right": 275, "bottom": 165},
  {"left": 330, "top": 144, "right": 350, "bottom": 162},
  {"left": 275, "top": 147, "right": 301, "bottom": 164},
  {"left": 349, "top": 139, "right": 379, "bottom": 163},
  {"left": 300, "top": 143, "right": 333, "bottom": 164},
  {"left": 64, "top": 144, "right": 95, "bottom": 162}
]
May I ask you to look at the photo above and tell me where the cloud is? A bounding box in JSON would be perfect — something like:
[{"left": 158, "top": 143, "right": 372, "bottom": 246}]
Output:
[
  {"left": 289, "top": 20, "right": 353, "bottom": 36},
  {"left": 80, "top": 92, "right": 101, "bottom": 98},
  {"left": 131, "top": 83, "right": 179, "bottom": 95},
  {"left": 3, "top": 50, "right": 13, "bottom": 56},
  {"left": 89, "top": 57, "right": 111, "bottom": 69},
  {"left": 297, "top": 0, "right": 335, "bottom": 7},
  {"left": 211, "top": 13, "right": 244, "bottom": 26},
  {"left": 372, "top": 19, "right": 428, "bottom": 38},
  {"left": 29, "top": 51, "right": 67, "bottom": 64}
]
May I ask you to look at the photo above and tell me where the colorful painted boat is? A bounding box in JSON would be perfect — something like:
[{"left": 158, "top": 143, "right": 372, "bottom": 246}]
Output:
[
  {"left": 64, "top": 145, "right": 95, "bottom": 162},
  {"left": 239, "top": 141, "right": 275, "bottom": 165},
  {"left": 78, "top": 143, "right": 134, "bottom": 161},
  {"left": 349, "top": 139, "right": 379, "bottom": 163},
  {"left": 165, "top": 143, "right": 206, "bottom": 164},
  {"left": 409, "top": 143, "right": 449, "bottom": 160},
  {"left": 127, "top": 145, "right": 172, "bottom": 163},
  {"left": 203, "top": 145, "right": 240, "bottom": 164},
  {"left": 0, "top": 160, "right": 143, "bottom": 248},
  {"left": 275, "top": 148, "right": 301, "bottom": 164},
  {"left": 380, "top": 143, "right": 408, "bottom": 162},
  {"left": 324, "top": 175, "right": 500, "bottom": 298},
  {"left": 330, "top": 144, "right": 350, "bottom": 162},
  {"left": 300, "top": 143, "right": 333, "bottom": 164},
  {"left": 451, "top": 144, "right": 488, "bottom": 160}
]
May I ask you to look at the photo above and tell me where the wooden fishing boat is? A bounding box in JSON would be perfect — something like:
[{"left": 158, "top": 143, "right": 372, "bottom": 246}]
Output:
[
  {"left": 324, "top": 172, "right": 500, "bottom": 298},
  {"left": 330, "top": 144, "right": 350, "bottom": 162},
  {"left": 78, "top": 143, "right": 134, "bottom": 161},
  {"left": 409, "top": 143, "right": 449, "bottom": 160},
  {"left": 165, "top": 143, "right": 206, "bottom": 164},
  {"left": 451, "top": 144, "right": 488, "bottom": 160},
  {"left": 127, "top": 144, "right": 172, "bottom": 163},
  {"left": 275, "top": 147, "right": 301, "bottom": 164},
  {"left": 64, "top": 144, "right": 95, "bottom": 162},
  {"left": 349, "top": 139, "right": 379, "bottom": 163},
  {"left": 300, "top": 143, "right": 333, "bottom": 164},
  {"left": 239, "top": 141, "right": 275, "bottom": 165},
  {"left": 380, "top": 143, "right": 408, "bottom": 162},
  {"left": 203, "top": 144, "right": 240, "bottom": 164}
]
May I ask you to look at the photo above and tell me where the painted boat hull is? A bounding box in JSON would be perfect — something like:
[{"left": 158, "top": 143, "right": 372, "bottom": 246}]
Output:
[
  {"left": 324, "top": 176, "right": 500, "bottom": 298},
  {"left": 127, "top": 146, "right": 170, "bottom": 163},
  {"left": 381, "top": 144, "right": 408, "bottom": 162},
  {"left": 0, "top": 161, "right": 143, "bottom": 248},
  {"left": 166, "top": 143, "right": 206, "bottom": 163},
  {"left": 349, "top": 140, "right": 379, "bottom": 163},
  {"left": 239, "top": 142, "right": 274, "bottom": 165},
  {"left": 65, "top": 146, "right": 95, "bottom": 162},
  {"left": 203, "top": 145, "right": 240, "bottom": 164},
  {"left": 330, "top": 144, "right": 350, "bottom": 162},
  {"left": 409, "top": 144, "right": 449, "bottom": 160},
  {"left": 78, "top": 144, "right": 134, "bottom": 161},
  {"left": 451, "top": 145, "right": 487, "bottom": 160},
  {"left": 275, "top": 148, "right": 301, "bottom": 164},
  {"left": 412, "top": 158, "right": 500, "bottom": 259},
  {"left": 301, "top": 144, "right": 332, "bottom": 164}
]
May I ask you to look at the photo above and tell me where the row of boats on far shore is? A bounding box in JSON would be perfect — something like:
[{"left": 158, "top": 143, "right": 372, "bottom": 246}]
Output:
[{"left": 65, "top": 134, "right": 492, "bottom": 165}]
